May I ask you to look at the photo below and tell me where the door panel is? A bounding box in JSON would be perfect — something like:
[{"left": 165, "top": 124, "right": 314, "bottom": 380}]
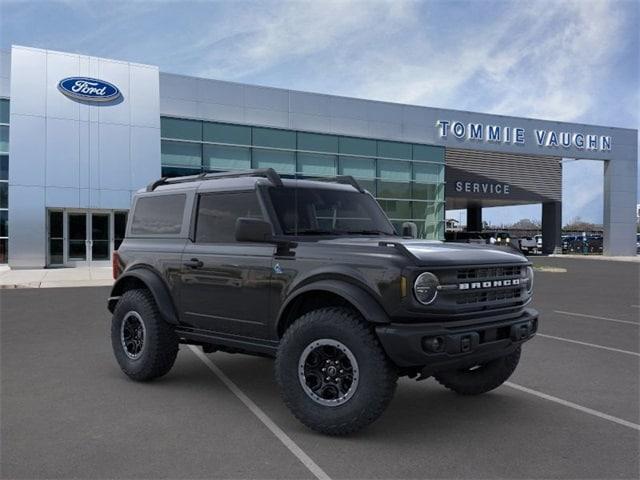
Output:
[
  {"left": 180, "top": 244, "right": 274, "bottom": 338},
  {"left": 91, "top": 213, "right": 110, "bottom": 261}
]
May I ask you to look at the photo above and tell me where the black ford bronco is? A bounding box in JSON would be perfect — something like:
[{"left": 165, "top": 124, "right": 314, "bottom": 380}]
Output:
[{"left": 108, "top": 169, "right": 537, "bottom": 435}]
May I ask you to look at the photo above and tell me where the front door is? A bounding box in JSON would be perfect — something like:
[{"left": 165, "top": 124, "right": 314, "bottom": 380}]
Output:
[{"left": 178, "top": 191, "right": 274, "bottom": 338}]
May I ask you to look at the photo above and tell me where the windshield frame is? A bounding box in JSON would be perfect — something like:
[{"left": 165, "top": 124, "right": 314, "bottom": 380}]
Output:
[{"left": 259, "top": 183, "right": 397, "bottom": 238}]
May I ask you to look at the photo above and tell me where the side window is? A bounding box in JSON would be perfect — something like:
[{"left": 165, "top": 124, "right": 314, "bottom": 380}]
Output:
[
  {"left": 195, "top": 191, "right": 264, "bottom": 243},
  {"left": 130, "top": 194, "right": 186, "bottom": 235}
]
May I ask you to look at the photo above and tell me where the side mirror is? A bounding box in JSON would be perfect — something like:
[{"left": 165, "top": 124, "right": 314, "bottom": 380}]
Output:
[
  {"left": 235, "top": 218, "right": 272, "bottom": 243},
  {"left": 401, "top": 221, "right": 418, "bottom": 239}
]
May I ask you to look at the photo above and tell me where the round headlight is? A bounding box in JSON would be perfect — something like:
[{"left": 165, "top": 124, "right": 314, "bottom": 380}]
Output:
[
  {"left": 525, "top": 266, "right": 534, "bottom": 293},
  {"left": 414, "top": 272, "right": 439, "bottom": 305}
]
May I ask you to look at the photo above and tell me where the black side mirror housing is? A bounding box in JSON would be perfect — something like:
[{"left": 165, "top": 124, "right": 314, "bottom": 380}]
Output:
[
  {"left": 401, "top": 221, "right": 418, "bottom": 239},
  {"left": 235, "top": 218, "right": 273, "bottom": 243}
]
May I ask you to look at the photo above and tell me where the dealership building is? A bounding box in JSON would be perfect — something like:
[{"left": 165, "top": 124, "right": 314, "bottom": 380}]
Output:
[{"left": 0, "top": 45, "right": 637, "bottom": 268}]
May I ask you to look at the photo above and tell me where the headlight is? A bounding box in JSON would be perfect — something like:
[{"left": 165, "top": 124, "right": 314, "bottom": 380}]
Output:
[
  {"left": 414, "top": 272, "right": 439, "bottom": 305},
  {"left": 525, "top": 266, "right": 534, "bottom": 293}
]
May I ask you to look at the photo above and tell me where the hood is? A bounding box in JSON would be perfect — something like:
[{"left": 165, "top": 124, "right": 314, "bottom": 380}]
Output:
[{"left": 317, "top": 237, "right": 528, "bottom": 267}]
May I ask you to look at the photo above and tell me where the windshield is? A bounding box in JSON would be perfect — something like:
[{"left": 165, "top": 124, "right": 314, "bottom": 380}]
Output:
[{"left": 269, "top": 186, "right": 396, "bottom": 236}]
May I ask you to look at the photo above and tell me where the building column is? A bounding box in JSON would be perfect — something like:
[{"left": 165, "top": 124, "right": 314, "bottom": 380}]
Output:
[
  {"left": 542, "top": 201, "right": 562, "bottom": 255},
  {"left": 603, "top": 157, "right": 637, "bottom": 256},
  {"left": 466, "top": 205, "right": 482, "bottom": 232}
]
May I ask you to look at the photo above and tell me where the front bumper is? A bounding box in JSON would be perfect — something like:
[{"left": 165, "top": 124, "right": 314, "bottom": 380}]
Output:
[{"left": 376, "top": 308, "right": 538, "bottom": 370}]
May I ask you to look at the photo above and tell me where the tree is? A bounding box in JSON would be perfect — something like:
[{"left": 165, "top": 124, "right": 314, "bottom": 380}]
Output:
[
  {"left": 509, "top": 218, "right": 541, "bottom": 230},
  {"left": 563, "top": 216, "right": 601, "bottom": 232}
]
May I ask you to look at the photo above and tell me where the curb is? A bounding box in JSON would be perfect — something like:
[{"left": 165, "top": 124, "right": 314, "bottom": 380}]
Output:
[{"left": 0, "top": 280, "right": 114, "bottom": 289}]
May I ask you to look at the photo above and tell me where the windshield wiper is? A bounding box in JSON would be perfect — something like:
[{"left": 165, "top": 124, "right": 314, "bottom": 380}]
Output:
[
  {"left": 345, "top": 230, "right": 392, "bottom": 235},
  {"left": 293, "top": 229, "right": 339, "bottom": 235}
]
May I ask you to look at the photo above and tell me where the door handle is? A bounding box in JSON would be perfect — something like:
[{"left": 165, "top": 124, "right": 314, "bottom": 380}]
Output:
[{"left": 184, "top": 258, "right": 203, "bottom": 269}]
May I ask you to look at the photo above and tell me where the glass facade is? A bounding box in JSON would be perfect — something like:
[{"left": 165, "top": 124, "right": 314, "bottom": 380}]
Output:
[
  {"left": 0, "top": 99, "right": 8, "bottom": 263},
  {"left": 160, "top": 117, "right": 445, "bottom": 238}
]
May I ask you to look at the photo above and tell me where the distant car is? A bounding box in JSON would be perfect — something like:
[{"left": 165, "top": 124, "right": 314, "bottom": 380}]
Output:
[
  {"left": 636, "top": 234, "right": 640, "bottom": 254},
  {"left": 518, "top": 236, "right": 538, "bottom": 254}
]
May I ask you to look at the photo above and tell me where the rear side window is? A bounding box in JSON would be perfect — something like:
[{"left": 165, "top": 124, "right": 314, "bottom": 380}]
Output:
[
  {"left": 196, "top": 191, "right": 263, "bottom": 243},
  {"left": 130, "top": 194, "right": 186, "bottom": 235}
]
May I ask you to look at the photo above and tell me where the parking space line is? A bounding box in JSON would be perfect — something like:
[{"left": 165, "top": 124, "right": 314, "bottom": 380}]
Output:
[
  {"left": 553, "top": 310, "right": 639, "bottom": 326},
  {"left": 505, "top": 382, "right": 640, "bottom": 431},
  {"left": 188, "top": 346, "right": 331, "bottom": 480},
  {"left": 537, "top": 333, "right": 640, "bottom": 356}
]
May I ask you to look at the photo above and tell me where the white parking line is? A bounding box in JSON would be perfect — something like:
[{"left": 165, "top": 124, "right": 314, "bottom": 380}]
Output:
[
  {"left": 554, "top": 310, "right": 639, "bottom": 326},
  {"left": 537, "top": 333, "right": 640, "bottom": 357},
  {"left": 505, "top": 382, "right": 640, "bottom": 431},
  {"left": 188, "top": 346, "right": 331, "bottom": 480}
]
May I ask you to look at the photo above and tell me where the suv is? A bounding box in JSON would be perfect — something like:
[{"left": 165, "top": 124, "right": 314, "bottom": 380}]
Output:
[{"left": 108, "top": 169, "right": 537, "bottom": 435}]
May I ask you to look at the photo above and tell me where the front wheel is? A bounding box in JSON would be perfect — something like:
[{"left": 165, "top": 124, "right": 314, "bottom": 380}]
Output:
[
  {"left": 434, "top": 347, "right": 521, "bottom": 395},
  {"left": 275, "top": 307, "right": 398, "bottom": 435}
]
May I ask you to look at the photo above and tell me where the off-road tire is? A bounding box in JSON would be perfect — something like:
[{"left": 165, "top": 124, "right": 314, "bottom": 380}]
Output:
[
  {"left": 111, "top": 289, "right": 179, "bottom": 381},
  {"left": 275, "top": 307, "right": 398, "bottom": 435},
  {"left": 434, "top": 347, "right": 521, "bottom": 395}
]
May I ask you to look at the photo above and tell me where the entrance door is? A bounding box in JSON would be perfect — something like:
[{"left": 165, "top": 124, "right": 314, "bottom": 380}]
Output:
[{"left": 47, "top": 209, "right": 128, "bottom": 267}]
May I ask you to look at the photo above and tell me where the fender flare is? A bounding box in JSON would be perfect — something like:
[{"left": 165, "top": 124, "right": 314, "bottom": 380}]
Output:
[
  {"left": 277, "top": 279, "right": 390, "bottom": 334},
  {"left": 108, "top": 267, "right": 179, "bottom": 325}
]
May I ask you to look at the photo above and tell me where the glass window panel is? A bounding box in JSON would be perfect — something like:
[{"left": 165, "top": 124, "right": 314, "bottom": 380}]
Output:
[
  {"left": 203, "top": 144, "right": 250, "bottom": 171},
  {"left": 0, "top": 182, "right": 7, "bottom": 208},
  {"left": 252, "top": 127, "right": 296, "bottom": 149},
  {"left": 203, "top": 122, "right": 251, "bottom": 145},
  {"left": 339, "top": 156, "right": 375, "bottom": 179},
  {"left": 413, "top": 144, "right": 445, "bottom": 163},
  {"left": 339, "top": 137, "right": 377, "bottom": 157},
  {"left": 378, "top": 141, "right": 411, "bottom": 159},
  {"left": 161, "top": 140, "right": 201, "bottom": 168},
  {"left": 253, "top": 148, "right": 295, "bottom": 174},
  {"left": 0, "top": 99, "right": 9, "bottom": 124},
  {"left": 378, "top": 200, "right": 412, "bottom": 219},
  {"left": 49, "top": 211, "right": 63, "bottom": 238},
  {"left": 0, "top": 155, "right": 7, "bottom": 180},
  {"left": 161, "top": 117, "right": 201, "bottom": 141},
  {"left": 378, "top": 159, "right": 411, "bottom": 181},
  {"left": 68, "top": 214, "right": 86, "bottom": 260},
  {"left": 297, "top": 153, "right": 337, "bottom": 177},
  {"left": 297, "top": 132, "right": 338, "bottom": 153},
  {"left": 114, "top": 212, "right": 127, "bottom": 250},
  {"left": 161, "top": 166, "right": 201, "bottom": 178},
  {"left": 377, "top": 181, "right": 411, "bottom": 199},
  {"left": 0, "top": 125, "right": 8, "bottom": 154},
  {"left": 196, "top": 191, "right": 263, "bottom": 243},
  {"left": 49, "top": 239, "right": 63, "bottom": 264},
  {"left": 131, "top": 194, "right": 186, "bottom": 235},
  {"left": 359, "top": 179, "right": 376, "bottom": 196},
  {"left": 0, "top": 238, "right": 7, "bottom": 264},
  {"left": 412, "top": 182, "right": 441, "bottom": 201},
  {"left": 413, "top": 163, "right": 443, "bottom": 183},
  {"left": 0, "top": 210, "right": 7, "bottom": 237}
]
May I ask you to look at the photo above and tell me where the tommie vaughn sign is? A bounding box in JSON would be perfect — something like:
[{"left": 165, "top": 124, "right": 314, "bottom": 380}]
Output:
[
  {"left": 436, "top": 120, "right": 612, "bottom": 152},
  {"left": 58, "top": 77, "right": 121, "bottom": 102}
]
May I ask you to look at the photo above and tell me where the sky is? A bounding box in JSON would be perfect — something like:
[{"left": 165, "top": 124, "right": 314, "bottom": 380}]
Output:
[{"left": 1, "top": 0, "right": 638, "bottom": 226}]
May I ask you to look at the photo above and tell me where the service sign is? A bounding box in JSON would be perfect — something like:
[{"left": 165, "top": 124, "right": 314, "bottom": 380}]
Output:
[{"left": 58, "top": 77, "right": 121, "bottom": 102}]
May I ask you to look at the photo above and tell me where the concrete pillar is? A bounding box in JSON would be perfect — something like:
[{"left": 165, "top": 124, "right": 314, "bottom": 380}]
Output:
[
  {"left": 603, "top": 156, "right": 637, "bottom": 256},
  {"left": 542, "top": 201, "right": 562, "bottom": 254},
  {"left": 467, "top": 205, "right": 482, "bottom": 232}
]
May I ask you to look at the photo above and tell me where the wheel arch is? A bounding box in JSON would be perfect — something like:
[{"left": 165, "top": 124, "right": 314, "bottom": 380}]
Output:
[
  {"left": 276, "top": 280, "right": 390, "bottom": 337},
  {"left": 108, "top": 267, "right": 179, "bottom": 325}
]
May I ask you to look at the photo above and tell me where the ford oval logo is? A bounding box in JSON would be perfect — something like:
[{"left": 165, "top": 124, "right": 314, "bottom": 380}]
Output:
[{"left": 58, "top": 77, "right": 121, "bottom": 102}]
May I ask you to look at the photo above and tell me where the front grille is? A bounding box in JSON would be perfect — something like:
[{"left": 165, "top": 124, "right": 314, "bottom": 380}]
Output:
[
  {"left": 457, "top": 266, "right": 522, "bottom": 281},
  {"left": 456, "top": 287, "right": 522, "bottom": 305}
]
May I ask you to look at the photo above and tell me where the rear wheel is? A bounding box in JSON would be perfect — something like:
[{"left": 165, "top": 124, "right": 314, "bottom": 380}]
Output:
[
  {"left": 434, "top": 347, "right": 521, "bottom": 395},
  {"left": 111, "top": 289, "right": 179, "bottom": 381},
  {"left": 275, "top": 307, "right": 397, "bottom": 435}
]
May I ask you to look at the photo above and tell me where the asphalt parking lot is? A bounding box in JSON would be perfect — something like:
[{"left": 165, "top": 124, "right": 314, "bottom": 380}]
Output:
[{"left": 1, "top": 256, "right": 639, "bottom": 479}]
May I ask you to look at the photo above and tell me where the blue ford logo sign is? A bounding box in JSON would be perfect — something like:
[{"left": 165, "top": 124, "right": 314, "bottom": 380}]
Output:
[{"left": 58, "top": 77, "right": 121, "bottom": 102}]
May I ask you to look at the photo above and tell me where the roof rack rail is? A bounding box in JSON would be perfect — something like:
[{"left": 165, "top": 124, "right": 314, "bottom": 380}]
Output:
[
  {"left": 145, "top": 168, "right": 283, "bottom": 192},
  {"left": 335, "top": 175, "right": 365, "bottom": 193}
]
